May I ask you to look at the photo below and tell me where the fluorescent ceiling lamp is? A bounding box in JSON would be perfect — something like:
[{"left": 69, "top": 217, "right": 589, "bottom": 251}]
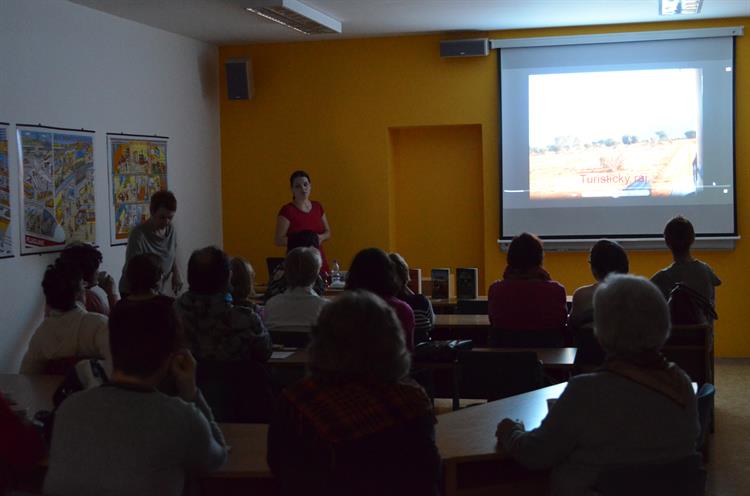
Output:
[
  {"left": 660, "top": 0, "right": 704, "bottom": 15},
  {"left": 245, "top": 0, "right": 342, "bottom": 35}
]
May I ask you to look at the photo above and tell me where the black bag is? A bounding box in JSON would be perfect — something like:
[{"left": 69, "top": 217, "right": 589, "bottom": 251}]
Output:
[
  {"left": 668, "top": 283, "right": 717, "bottom": 326},
  {"left": 413, "top": 339, "right": 473, "bottom": 362}
]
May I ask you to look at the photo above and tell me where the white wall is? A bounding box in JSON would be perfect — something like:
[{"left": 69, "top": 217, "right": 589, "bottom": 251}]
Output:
[{"left": 0, "top": 0, "right": 222, "bottom": 372}]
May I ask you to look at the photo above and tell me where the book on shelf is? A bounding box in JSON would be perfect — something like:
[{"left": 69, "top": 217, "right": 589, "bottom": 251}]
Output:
[
  {"left": 407, "top": 268, "right": 422, "bottom": 294},
  {"left": 456, "top": 267, "right": 479, "bottom": 300},
  {"left": 430, "top": 268, "right": 450, "bottom": 299}
]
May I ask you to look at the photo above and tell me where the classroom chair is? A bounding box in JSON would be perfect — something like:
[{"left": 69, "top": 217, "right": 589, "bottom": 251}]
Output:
[{"left": 456, "top": 350, "right": 544, "bottom": 402}]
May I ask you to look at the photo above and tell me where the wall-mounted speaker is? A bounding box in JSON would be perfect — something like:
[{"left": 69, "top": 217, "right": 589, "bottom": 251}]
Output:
[
  {"left": 440, "top": 38, "right": 490, "bottom": 58},
  {"left": 225, "top": 59, "right": 253, "bottom": 100}
]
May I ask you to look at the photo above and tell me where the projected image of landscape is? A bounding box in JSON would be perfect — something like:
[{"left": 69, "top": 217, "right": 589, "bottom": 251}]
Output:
[{"left": 529, "top": 68, "right": 701, "bottom": 200}]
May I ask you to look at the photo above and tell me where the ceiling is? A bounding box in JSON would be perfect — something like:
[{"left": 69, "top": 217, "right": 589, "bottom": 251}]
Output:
[{"left": 69, "top": 0, "right": 750, "bottom": 45}]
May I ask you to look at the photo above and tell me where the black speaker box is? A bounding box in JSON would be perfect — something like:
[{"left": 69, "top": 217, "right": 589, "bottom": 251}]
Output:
[
  {"left": 225, "top": 59, "right": 252, "bottom": 100},
  {"left": 440, "top": 39, "right": 490, "bottom": 58}
]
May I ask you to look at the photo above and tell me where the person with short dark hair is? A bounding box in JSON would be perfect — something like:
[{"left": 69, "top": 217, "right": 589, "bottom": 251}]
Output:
[
  {"left": 176, "top": 246, "right": 271, "bottom": 363},
  {"left": 264, "top": 247, "right": 328, "bottom": 334},
  {"left": 389, "top": 252, "right": 435, "bottom": 344},
  {"left": 60, "top": 242, "right": 118, "bottom": 315},
  {"left": 568, "top": 239, "right": 629, "bottom": 329},
  {"left": 44, "top": 298, "right": 227, "bottom": 496},
  {"left": 176, "top": 247, "right": 274, "bottom": 422},
  {"left": 118, "top": 190, "right": 182, "bottom": 296},
  {"left": 496, "top": 275, "right": 700, "bottom": 495},
  {"left": 124, "top": 253, "right": 167, "bottom": 301},
  {"left": 487, "top": 232, "right": 567, "bottom": 340},
  {"left": 274, "top": 170, "right": 332, "bottom": 274},
  {"left": 20, "top": 261, "right": 110, "bottom": 373},
  {"left": 267, "top": 291, "right": 441, "bottom": 495},
  {"left": 651, "top": 216, "right": 720, "bottom": 310},
  {"left": 345, "top": 248, "right": 416, "bottom": 351}
]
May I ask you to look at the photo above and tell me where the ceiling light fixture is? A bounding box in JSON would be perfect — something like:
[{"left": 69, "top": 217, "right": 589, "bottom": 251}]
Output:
[
  {"left": 660, "top": 0, "right": 704, "bottom": 15},
  {"left": 245, "top": 0, "right": 342, "bottom": 35}
]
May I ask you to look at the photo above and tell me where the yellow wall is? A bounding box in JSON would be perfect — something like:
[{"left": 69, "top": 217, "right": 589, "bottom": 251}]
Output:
[{"left": 220, "top": 18, "right": 750, "bottom": 356}]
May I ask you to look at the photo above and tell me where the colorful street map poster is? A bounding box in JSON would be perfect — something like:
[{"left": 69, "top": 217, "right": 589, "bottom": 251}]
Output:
[
  {"left": 107, "top": 135, "right": 168, "bottom": 245},
  {"left": 0, "top": 125, "right": 11, "bottom": 257},
  {"left": 18, "top": 127, "right": 95, "bottom": 254}
]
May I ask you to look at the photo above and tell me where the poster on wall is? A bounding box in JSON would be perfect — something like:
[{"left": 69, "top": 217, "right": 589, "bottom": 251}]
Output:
[
  {"left": 107, "top": 134, "right": 168, "bottom": 246},
  {"left": 0, "top": 123, "right": 12, "bottom": 258},
  {"left": 17, "top": 125, "right": 96, "bottom": 254}
]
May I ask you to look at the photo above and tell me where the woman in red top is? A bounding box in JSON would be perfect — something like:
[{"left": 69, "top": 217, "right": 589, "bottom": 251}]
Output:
[
  {"left": 275, "top": 170, "right": 331, "bottom": 274},
  {"left": 487, "top": 232, "right": 567, "bottom": 346}
]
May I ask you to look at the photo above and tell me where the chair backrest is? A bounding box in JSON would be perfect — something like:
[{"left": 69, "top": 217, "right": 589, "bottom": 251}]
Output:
[
  {"left": 696, "top": 383, "right": 716, "bottom": 451},
  {"left": 662, "top": 325, "right": 711, "bottom": 385},
  {"left": 270, "top": 330, "right": 311, "bottom": 348},
  {"left": 488, "top": 328, "right": 565, "bottom": 348},
  {"left": 573, "top": 325, "right": 606, "bottom": 368},
  {"left": 455, "top": 299, "right": 488, "bottom": 315},
  {"left": 196, "top": 359, "right": 274, "bottom": 423},
  {"left": 266, "top": 257, "right": 285, "bottom": 283},
  {"left": 592, "top": 453, "right": 706, "bottom": 496},
  {"left": 457, "top": 350, "right": 543, "bottom": 401}
]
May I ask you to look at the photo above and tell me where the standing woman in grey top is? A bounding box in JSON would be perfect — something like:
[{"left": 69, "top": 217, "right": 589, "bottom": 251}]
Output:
[{"left": 119, "top": 190, "right": 183, "bottom": 296}]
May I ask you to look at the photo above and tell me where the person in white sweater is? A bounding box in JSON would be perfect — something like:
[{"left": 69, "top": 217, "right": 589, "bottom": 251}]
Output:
[
  {"left": 44, "top": 297, "right": 227, "bottom": 496},
  {"left": 496, "top": 275, "right": 700, "bottom": 496},
  {"left": 21, "top": 261, "right": 110, "bottom": 374}
]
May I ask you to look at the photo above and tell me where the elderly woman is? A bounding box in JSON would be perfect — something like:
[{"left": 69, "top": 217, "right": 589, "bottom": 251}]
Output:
[
  {"left": 389, "top": 253, "right": 434, "bottom": 345},
  {"left": 496, "top": 275, "right": 700, "bottom": 495},
  {"left": 267, "top": 291, "right": 440, "bottom": 496},
  {"left": 487, "top": 232, "right": 567, "bottom": 344},
  {"left": 264, "top": 247, "right": 328, "bottom": 333},
  {"left": 346, "top": 248, "right": 416, "bottom": 352},
  {"left": 229, "top": 257, "right": 258, "bottom": 310},
  {"left": 568, "top": 239, "right": 629, "bottom": 330}
]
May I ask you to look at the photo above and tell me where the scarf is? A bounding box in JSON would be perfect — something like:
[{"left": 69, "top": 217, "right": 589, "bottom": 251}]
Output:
[
  {"left": 283, "top": 376, "right": 434, "bottom": 443},
  {"left": 502, "top": 265, "right": 552, "bottom": 281},
  {"left": 602, "top": 350, "right": 695, "bottom": 408}
]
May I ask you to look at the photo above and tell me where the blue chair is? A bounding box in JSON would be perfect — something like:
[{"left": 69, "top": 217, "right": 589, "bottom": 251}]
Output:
[{"left": 696, "top": 383, "right": 716, "bottom": 459}]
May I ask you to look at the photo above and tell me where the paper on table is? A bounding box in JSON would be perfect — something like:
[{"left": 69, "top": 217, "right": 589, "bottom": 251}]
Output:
[{"left": 271, "top": 351, "right": 295, "bottom": 359}]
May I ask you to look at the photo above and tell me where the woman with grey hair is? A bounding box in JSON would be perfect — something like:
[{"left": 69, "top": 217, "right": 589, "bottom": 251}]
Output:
[
  {"left": 263, "top": 247, "right": 328, "bottom": 336},
  {"left": 267, "top": 291, "right": 441, "bottom": 496},
  {"left": 496, "top": 274, "right": 700, "bottom": 495}
]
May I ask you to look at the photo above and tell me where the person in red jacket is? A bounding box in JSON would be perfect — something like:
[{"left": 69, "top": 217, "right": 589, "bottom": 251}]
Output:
[
  {"left": 488, "top": 232, "right": 567, "bottom": 346},
  {"left": 0, "top": 393, "right": 45, "bottom": 491}
]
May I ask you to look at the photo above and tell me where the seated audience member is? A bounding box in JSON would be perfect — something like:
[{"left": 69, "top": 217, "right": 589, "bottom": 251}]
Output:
[
  {"left": 21, "top": 261, "right": 110, "bottom": 374},
  {"left": 496, "top": 275, "right": 700, "bottom": 495},
  {"left": 123, "top": 253, "right": 172, "bottom": 303},
  {"left": 175, "top": 246, "right": 271, "bottom": 362},
  {"left": 568, "top": 239, "right": 629, "bottom": 329},
  {"left": 175, "top": 246, "right": 273, "bottom": 422},
  {"left": 0, "top": 393, "right": 45, "bottom": 492},
  {"left": 487, "top": 233, "right": 567, "bottom": 343},
  {"left": 264, "top": 247, "right": 328, "bottom": 333},
  {"left": 345, "top": 248, "right": 416, "bottom": 352},
  {"left": 267, "top": 291, "right": 441, "bottom": 496},
  {"left": 651, "top": 216, "right": 721, "bottom": 323},
  {"left": 60, "top": 242, "right": 118, "bottom": 315},
  {"left": 230, "top": 256, "right": 258, "bottom": 310},
  {"left": 389, "top": 252, "right": 434, "bottom": 344},
  {"left": 44, "top": 298, "right": 227, "bottom": 496},
  {"left": 264, "top": 230, "right": 326, "bottom": 303}
]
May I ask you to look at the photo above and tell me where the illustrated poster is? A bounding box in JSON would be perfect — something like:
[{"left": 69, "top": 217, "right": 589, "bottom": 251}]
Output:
[
  {"left": 0, "top": 125, "right": 11, "bottom": 257},
  {"left": 18, "top": 128, "right": 95, "bottom": 254},
  {"left": 108, "top": 136, "right": 168, "bottom": 245}
]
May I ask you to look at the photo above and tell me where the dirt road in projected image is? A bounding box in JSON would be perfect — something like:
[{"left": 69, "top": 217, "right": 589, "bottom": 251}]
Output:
[{"left": 529, "top": 138, "right": 698, "bottom": 200}]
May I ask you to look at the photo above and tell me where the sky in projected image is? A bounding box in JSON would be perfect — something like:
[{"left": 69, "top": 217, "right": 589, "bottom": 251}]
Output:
[{"left": 529, "top": 68, "right": 700, "bottom": 149}]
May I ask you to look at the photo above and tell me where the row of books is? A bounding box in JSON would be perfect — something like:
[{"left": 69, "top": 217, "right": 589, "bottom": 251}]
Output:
[{"left": 407, "top": 267, "right": 479, "bottom": 300}]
